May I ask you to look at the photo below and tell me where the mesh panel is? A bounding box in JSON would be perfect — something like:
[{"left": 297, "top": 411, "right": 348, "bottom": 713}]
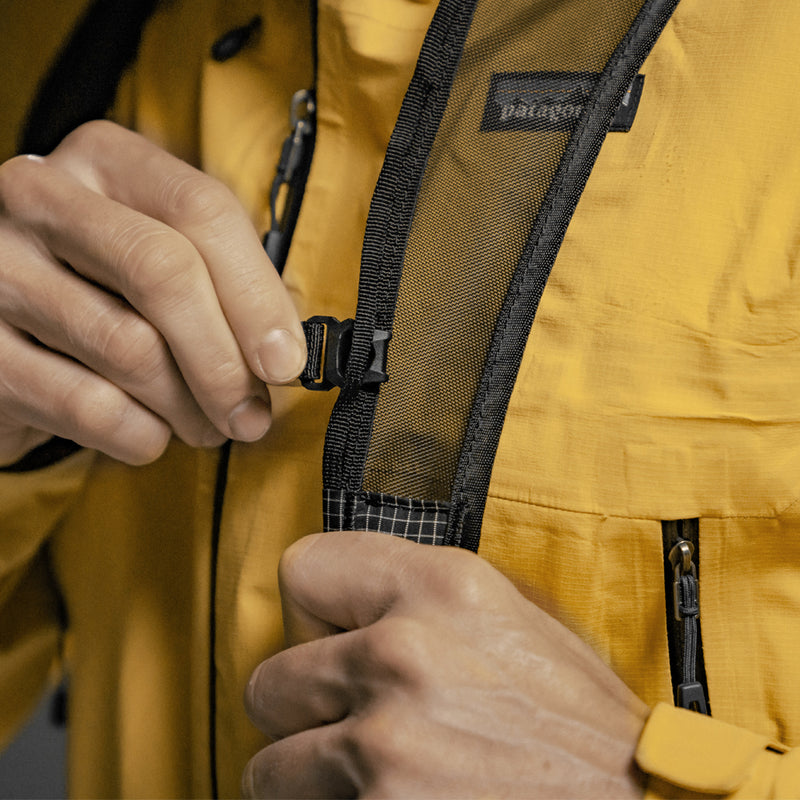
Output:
[{"left": 362, "top": 0, "right": 646, "bottom": 501}]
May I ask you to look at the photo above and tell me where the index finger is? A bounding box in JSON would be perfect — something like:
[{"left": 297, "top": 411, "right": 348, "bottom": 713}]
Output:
[{"left": 51, "top": 121, "right": 307, "bottom": 386}]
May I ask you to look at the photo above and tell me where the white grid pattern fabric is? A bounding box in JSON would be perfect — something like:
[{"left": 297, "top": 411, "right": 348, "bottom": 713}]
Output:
[{"left": 324, "top": 489, "right": 451, "bottom": 545}]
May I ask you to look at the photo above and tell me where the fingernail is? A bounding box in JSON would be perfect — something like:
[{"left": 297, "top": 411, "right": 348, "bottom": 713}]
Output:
[
  {"left": 257, "top": 329, "right": 307, "bottom": 384},
  {"left": 228, "top": 396, "right": 271, "bottom": 441}
]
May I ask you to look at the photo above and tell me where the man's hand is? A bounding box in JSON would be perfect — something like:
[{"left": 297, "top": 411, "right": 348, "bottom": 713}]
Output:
[
  {"left": 243, "top": 531, "right": 649, "bottom": 799},
  {"left": 0, "top": 120, "right": 307, "bottom": 465}
]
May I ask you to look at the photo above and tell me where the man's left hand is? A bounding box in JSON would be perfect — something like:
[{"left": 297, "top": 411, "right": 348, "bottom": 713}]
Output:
[{"left": 243, "top": 531, "right": 649, "bottom": 798}]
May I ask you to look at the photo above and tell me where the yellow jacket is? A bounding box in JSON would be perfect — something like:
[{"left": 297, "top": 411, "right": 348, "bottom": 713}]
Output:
[{"left": 2, "top": 0, "right": 800, "bottom": 797}]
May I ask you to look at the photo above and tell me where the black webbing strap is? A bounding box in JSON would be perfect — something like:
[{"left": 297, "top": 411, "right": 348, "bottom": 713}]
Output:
[
  {"left": 300, "top": 319, "right": 327, "bottom": 386},
  {"left": 19, "top": 0, "right": 160, "bottom": 155},
  {"left": 322, "top": 0, "right": 478, "bottom": 523}
]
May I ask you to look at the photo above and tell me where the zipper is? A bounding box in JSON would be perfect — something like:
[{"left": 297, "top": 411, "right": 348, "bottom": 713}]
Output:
[
  {"left": 208, "top": 440, "right": 231, "bottom": 799},
  {"left": 208, "top": 4, "right": 318, "bottom": 796},
  {"left": 262, "top": 0, "right": 318, "bottom": 274},
  {"left": 661, "top": 518, "right": 710, "bottom": 714},
  {"left": 262, "top": 88, "right": 317, "bottom": 272}
]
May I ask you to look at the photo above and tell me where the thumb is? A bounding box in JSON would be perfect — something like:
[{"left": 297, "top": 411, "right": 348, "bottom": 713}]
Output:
[{"left": 278, "top": 531, "right": 419, "bottom": 646}]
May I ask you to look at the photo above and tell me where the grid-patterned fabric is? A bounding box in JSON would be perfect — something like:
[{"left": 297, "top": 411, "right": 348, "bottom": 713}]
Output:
[{"left": 324, "top": 488, "right": 455, "bottom": 545}]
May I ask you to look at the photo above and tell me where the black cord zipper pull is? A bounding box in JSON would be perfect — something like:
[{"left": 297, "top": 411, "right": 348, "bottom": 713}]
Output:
[{"left": 668, "top": 538, "right": 709, "bottom": 714}]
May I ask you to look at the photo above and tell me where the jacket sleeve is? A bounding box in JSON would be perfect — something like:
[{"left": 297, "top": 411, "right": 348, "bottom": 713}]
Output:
[
  {"left": 0, "top": 449, "right": 94, "bottom": 749},
  {"left": 637, "top": 703, "right": 800, "bottom": 799}
]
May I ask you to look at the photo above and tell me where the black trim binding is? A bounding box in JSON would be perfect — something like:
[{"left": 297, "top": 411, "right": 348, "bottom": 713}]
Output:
[
  {"left": 322, "top": 0, "right": 478, "bottom": 503},
  {"left": 448, "top": 0, "right": 682, "bottom": 551},
  {"left": 208, "top": 440, "right": 231, "bottom": 799}
]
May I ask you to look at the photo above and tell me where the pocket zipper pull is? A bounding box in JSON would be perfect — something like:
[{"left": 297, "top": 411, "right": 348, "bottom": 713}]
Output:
[
  {"left": 263, "top": 89, "right": 316, "bottom": 273},
  {"left": 668, "top": 539, "right": 709, "bottom": 715}
]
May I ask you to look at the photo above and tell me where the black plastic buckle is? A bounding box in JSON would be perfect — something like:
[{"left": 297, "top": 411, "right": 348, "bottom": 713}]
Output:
[
  {"left": 300, "top": 317, "right": 389, "bottom": 391},
  {"left": 301, "top": 316, "right": 351, "bottom": 391},
  {"left": 364, "top": 330, "right": 391, "bottom": 388}
]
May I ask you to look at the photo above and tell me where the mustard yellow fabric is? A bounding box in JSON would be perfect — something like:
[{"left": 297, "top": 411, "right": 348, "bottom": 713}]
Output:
[
  {"left": 638, "top": 704, "right": 787, "bottom": 798},
  {"left": 1, "top": 1, "right": 799, "bottom": 798}
]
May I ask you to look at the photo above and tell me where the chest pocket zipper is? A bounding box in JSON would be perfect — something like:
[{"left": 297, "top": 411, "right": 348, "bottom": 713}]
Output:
[{"left": 662, "top": 519, "right": 711, "bottom": 715}]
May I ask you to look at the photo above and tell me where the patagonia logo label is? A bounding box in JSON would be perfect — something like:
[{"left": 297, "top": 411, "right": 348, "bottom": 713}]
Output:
[{"left": 480, "top": 72, "right": 644, "bottom": 133}]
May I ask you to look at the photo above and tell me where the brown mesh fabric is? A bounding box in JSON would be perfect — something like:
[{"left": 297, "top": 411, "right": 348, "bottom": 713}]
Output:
[{"left": 361, "top": 0, "right": 646, "bottom": 501}]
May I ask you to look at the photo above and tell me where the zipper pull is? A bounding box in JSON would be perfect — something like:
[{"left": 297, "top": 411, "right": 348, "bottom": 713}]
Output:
[
  {"left": 668, "top": 539, "right": 709, "bottom": 714},
  {"left": 263, "top": 89, "right": 316, "bottom": 273}
]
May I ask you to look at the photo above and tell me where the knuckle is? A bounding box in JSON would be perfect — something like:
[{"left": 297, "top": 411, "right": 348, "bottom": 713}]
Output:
[
  {"left": 426, "top": 547, "right": 493, "bottom": 608},
  {"left": 343, "top": 708, "right": 413, "bottom": 782},
  {"left": 61, "top": 377, "right": 169, "bottom": 464},
  {"left": 169, "top": 343, "right": 252, "bottom": 429},
  {"left": 56, "top": 119, "right": 116, "bottom": 158},
  {"left": 81, "top": 305, "right": 168, "bottom": 383},
  {"left": 178, "top": 422, "right": 226, "bottom": 451},
  {"left": 61, "top": 377, "right": 129, "bottom": 437},
  {"left": 241, "top": 747, "right": 274, "bottom": 799},
  {"left": 194, "top": 353, "right": 252, "bottom": 406},
  {"left": 0, "top": 155, "right": 48, "bottom": 216},
  {"left": 122, "top": 429, "right": 171, "bottom": 466},
  {"left": 158, "top": 170, "right": 236, "bottom": 228},
  {"left": 112, "top": 224, "right": 201, "bottom": 308},
  {"left": 226, "top": 265, "right": 273, "bottom": 310},
  {"left": 357, "top": 617, "right": 430, "bottom": 685},
  {"left": 277, "top": 534, "right": 320, "bottom": 592},
  {"left": 277, "top": 548, "right": 301, "bottom": 597}
]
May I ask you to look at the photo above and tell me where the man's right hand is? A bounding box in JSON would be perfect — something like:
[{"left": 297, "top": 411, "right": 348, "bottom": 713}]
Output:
[{"left": 0, "top": 120, "right": 307, "bottom": 466}]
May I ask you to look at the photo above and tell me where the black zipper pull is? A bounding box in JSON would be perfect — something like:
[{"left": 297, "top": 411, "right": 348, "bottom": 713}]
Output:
[
  {"left": 263, "top": 89, "right": 316, "bottom": 273},
  {"left": 667, "top": 536, "right": 710, "bottom": 714}
]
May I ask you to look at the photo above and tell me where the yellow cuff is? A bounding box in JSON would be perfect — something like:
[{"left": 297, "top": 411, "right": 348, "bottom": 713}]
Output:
[{"left": 637, "top": 703, "right": 785, "bottom": 798}]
